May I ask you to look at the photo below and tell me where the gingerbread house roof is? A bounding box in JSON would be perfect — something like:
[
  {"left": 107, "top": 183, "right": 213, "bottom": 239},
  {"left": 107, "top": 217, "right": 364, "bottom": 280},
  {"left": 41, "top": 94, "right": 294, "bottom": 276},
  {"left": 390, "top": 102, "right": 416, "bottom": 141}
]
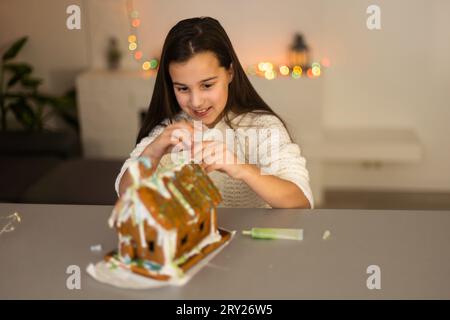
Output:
[{"left": 109, "top": 158, "right": 222, "bottom": 230}]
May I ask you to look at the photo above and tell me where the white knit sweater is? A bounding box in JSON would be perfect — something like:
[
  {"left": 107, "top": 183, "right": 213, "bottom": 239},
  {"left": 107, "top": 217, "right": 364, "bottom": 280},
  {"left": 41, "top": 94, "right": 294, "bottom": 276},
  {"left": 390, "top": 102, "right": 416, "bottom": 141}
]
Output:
[{"left": 114, "top": 111, "right": 314, "bottom": 208}]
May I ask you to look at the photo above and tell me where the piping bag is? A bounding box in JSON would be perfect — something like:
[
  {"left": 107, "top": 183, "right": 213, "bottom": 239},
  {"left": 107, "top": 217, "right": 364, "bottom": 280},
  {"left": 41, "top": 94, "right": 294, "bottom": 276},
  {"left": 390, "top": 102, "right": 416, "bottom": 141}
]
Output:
[{"left": 242, "top": 228, "right": 303, "bottom": 240}]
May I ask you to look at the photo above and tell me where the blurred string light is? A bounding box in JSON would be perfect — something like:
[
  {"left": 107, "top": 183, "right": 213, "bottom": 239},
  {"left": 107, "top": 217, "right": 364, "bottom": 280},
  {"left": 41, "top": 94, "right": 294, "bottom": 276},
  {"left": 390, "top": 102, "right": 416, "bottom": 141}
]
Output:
[
  {"left": 311, "top": 62, "right": 321, "bottom": 76},
  {"left": 150, "top": 59, "right": 158, "bottom": 69},
  {"left": 246, "top": 57, "right": 330, "bottom": 80},
  {"left": 292, "top": 65, "right": 302, "bottom": 79},
  {"left": 126, "top": 0, "right": 159, "bottom": 71},
  {"left": 134, "top": 50, "right": 143, "bottom": 60},
  {"left": 265, "top": 69, "right": 276, "bottom": 80},
  {"left": 142, "top": 61, "right": 151, "bottom": 71},
  {"left": 131, "top": 18, "right": 141, "bottom": 28},
  {"left": 279, "top": 65, "right": 290, "bottom": 76},
  {"left": 0, "top": 212, "right": 21, "bottom": 236},
  {"left": 128, "top": 42, "right": 137, "bottom": 51}
]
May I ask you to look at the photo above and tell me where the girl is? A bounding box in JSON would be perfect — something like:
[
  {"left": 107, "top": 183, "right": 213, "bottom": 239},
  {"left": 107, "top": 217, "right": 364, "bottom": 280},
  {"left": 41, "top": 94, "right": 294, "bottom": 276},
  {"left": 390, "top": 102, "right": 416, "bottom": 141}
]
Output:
[{"left": 115, "top": 17, "right": 313, "bottom": 209}]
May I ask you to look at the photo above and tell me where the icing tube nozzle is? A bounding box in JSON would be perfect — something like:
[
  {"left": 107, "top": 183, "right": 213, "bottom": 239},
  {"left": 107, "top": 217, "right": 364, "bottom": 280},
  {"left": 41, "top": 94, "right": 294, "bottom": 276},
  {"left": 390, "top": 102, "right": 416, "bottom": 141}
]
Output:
[{"left": 242, "top": 228, "right": 303, "bottom": 240}]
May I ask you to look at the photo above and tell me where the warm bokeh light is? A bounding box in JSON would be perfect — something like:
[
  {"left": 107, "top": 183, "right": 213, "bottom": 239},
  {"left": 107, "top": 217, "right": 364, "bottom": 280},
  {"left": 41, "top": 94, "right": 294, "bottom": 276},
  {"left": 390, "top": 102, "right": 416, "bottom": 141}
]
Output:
[
  {"left": 128, "top": 35, "right": 136, "bottom": 43},
  {"left": 142, "top": 61, "right": 151, "bottom": 70},
  {"left": 257, "top": 62, "right": 274, "bottom": 72},
  {"left": 279, "top": 65, "right": 290, "bottom": 76},
  {"left": 134, "top": 51, "right": 143, "bottom": 60},
  {"left": 264, "top": 70, "right": 276, "bottom": 80},
  {"left": 293, "top": 66, "right": 302, "bottom": 74},
  {"left": 131, "top": 19, "right": 141, "bottom": 27},
  {"left": 312, "top": 66, "right": 321, "bottom": 76},
  {"left": 128, "top": 42, "right": 137, "bottom": 51},
  {"left": 245, "top": 61, "right": 324, "bottom": 79},
  {"left": 258, "top": 62, "right": 266, "bottom": 72}
]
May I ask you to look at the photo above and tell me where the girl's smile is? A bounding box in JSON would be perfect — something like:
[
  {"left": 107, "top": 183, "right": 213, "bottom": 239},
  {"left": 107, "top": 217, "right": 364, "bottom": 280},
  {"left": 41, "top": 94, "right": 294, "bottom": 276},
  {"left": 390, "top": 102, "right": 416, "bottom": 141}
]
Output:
[{"left": 192, "top": 106, "right": 213, "bottom": 118}]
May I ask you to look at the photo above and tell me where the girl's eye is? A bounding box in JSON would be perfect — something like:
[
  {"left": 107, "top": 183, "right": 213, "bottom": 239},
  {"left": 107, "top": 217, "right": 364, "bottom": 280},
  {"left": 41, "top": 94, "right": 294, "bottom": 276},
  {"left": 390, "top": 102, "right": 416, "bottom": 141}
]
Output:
[
  {"left": 176, "top": 87, "right": 188, "bottom": 92},
  {"left": 202, "top": 83, "right": 214, "bottom": 89}
]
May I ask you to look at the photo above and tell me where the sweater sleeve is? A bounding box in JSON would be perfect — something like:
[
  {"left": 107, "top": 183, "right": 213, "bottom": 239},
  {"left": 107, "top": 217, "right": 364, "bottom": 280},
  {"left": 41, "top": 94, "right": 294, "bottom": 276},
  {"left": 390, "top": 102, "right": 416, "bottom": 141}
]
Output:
[
  {"left": 114, "top": 125, "right": 165, "bottom": 198},
  {"left": 253, "top": 114, "right": 314, "bottom": 208}
]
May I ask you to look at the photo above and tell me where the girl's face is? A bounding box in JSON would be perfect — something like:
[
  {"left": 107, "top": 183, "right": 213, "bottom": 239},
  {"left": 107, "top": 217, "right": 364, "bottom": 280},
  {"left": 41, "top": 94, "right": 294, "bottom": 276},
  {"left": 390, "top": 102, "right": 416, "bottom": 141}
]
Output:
[{"left": 169, "top": 51, "right": 233, "bottom": 128}]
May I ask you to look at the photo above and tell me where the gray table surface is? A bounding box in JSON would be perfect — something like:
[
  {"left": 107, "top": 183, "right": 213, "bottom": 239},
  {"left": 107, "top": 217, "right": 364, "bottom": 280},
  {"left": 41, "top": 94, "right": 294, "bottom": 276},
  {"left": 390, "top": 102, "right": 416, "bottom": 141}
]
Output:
[{"left": 1, "top": 203, "right": 449, "bottom": 299}]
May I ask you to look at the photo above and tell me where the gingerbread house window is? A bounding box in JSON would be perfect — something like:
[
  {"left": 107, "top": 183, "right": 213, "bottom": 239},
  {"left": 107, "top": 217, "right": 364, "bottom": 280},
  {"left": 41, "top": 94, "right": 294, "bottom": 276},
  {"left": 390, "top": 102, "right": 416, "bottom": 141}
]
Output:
[{"left": 148, "top": 241, "right": 155, "bottom": 252}]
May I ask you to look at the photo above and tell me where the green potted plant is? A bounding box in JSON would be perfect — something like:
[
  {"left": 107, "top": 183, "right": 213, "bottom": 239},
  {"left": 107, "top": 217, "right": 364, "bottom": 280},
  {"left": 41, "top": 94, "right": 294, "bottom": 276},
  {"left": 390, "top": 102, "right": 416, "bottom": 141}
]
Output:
[{"left": 0, "top": 36, "right": 81, "bottom": 158}]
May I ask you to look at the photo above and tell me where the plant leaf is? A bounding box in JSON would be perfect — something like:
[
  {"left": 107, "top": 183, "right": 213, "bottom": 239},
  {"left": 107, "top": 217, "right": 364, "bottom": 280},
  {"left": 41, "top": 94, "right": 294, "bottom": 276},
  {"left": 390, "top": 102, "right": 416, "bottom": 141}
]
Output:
[
  {"left": 4, "top": 63, "right": 34, "bottom": 88},
  {"left": 4, "top": 63, "right": 33, "bottom": 74},
  {"left": 44, "top": 93, "right": 80, "bottom": 132},
  {"left": 21, "top": 76, "right": 43, "bottom": 88},
  {"left": 8, "top": 97, "right": 37, "bottom": 130},
  {"left": 7, "top": 74, "right": 23, "bottom": 87},
  {"left": 2, "top": 37, "right": 28, "bottom": 61},
  {"left": 31, "top": 93, "right": 55, "bottom": 106}
]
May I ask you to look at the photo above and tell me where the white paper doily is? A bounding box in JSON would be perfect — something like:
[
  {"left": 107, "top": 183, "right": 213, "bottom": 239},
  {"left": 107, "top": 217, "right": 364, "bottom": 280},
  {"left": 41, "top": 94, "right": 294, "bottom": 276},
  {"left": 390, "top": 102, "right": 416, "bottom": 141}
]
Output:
[{"left": 86, "top": 230, "right": 235, "bottom": 289}]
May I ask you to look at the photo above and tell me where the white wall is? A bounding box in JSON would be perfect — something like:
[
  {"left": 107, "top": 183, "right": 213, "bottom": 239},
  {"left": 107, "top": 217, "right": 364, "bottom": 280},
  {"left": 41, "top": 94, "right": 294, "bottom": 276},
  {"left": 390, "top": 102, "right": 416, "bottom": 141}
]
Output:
[
  {"left": 320, "top": 0, "right": 450, "bottom": 191},
  {"left": 0, "top": 0, "right": 89, "bottom": 130},
  {"left": 0, "top": 0, "right": 89, "bottom": 95},
  {"left": 2, "top": 0, "right": 450, "bottom": 191}
]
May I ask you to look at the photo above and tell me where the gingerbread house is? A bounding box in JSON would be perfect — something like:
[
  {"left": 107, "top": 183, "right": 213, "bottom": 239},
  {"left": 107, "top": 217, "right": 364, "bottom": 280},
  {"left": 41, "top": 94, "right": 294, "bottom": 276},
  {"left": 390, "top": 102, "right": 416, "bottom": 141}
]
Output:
[{"left": 107, "top": 157, "right": 229, "bottom": 280}]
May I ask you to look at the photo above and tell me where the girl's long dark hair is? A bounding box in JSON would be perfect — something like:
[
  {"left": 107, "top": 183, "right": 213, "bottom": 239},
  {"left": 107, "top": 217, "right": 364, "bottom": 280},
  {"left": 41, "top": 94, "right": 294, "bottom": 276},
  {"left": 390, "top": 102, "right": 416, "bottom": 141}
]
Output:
[{"left": 137, "top": 16, "right": 288, "bottom": 144}]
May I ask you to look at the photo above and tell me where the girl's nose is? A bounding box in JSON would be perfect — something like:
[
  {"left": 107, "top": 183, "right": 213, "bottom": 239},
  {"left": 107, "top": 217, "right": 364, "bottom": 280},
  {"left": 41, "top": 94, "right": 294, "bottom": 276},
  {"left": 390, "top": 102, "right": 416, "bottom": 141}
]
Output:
[{"left": 189, "top": 91, "right": 204, "bottom": 109}]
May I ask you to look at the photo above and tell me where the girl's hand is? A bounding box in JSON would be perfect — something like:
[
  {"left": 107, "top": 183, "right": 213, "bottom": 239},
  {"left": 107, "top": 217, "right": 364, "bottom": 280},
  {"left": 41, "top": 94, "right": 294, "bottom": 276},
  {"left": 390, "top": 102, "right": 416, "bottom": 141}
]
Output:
[
  {"left": 193, "top": 140, "right": 246, "bottom": 180},
  {"left": 142, "top": 120, "right": 194, "bottom": 161}
]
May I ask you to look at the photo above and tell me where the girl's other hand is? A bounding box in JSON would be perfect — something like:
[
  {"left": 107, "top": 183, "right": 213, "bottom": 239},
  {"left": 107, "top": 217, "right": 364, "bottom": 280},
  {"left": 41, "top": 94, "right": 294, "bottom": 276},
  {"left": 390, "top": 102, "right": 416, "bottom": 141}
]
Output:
[{"left": 193, "top": 140, "right": 245, "bottom": 179}]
